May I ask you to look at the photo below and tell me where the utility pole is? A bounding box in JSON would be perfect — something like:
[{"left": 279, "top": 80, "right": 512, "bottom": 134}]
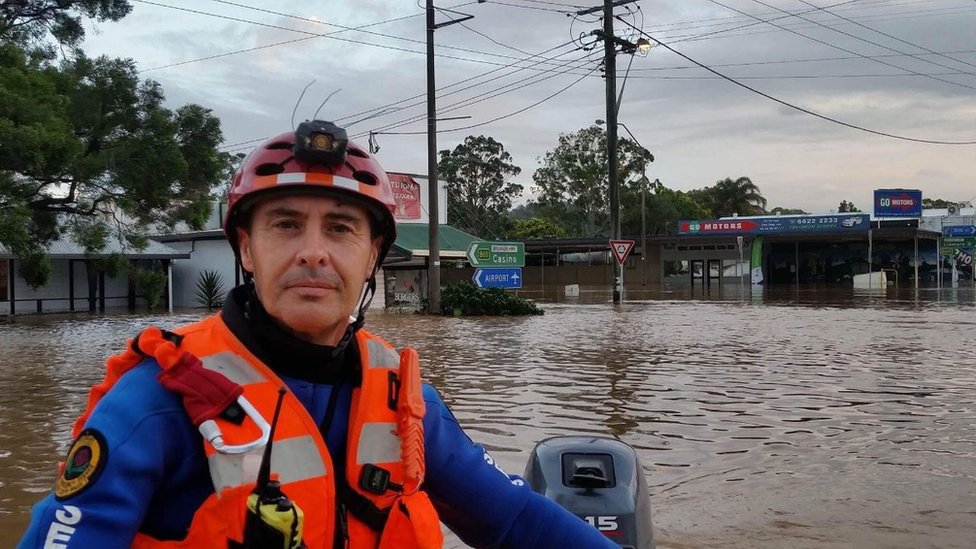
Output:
[
  {"left": 425, "top": 1, "right": 471, "bottom": 314},
  {"left": 580, "top": 0, "right": 639, "bottom": 303}
]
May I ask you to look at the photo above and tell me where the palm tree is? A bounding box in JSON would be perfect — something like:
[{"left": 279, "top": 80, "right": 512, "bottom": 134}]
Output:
[{"left": 707, "top": 176, "right": 767, "bottom": 217}]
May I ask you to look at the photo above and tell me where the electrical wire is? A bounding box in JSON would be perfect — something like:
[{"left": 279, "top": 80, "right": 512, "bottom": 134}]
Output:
[
  {"left": 363, "top": 63, "right": 600, "bottom": 136},
  {"left": 741, "top": 0, "right": 976, "bottom": 78},
  {"left": 674, "top": 3, "right": 976, "bottom": 46},
  {"left": 221, "top": 42, "right": 585, "bottom": 151},
  {"left": 130, "top": 0, "right": 574, "bottom": 71},
  {"left": 791, "top": 0, "right": 976, "bottom": 70},
  {"left": 351, "top": 54, "right": 595, "bottom": 136},
  {"left": 704, "top": 0, "right": 976, "bottom": 91},
  {"left": 615, "top": 17, "right": 976, "bottom": 145},
  {"left": 484, "top": 0, "right": 575, "bottom": 14}
]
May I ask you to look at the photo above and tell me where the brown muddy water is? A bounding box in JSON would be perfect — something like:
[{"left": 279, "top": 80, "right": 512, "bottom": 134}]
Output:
[{"left": 1, "top": 288, "right": 976, "bottom": 548}]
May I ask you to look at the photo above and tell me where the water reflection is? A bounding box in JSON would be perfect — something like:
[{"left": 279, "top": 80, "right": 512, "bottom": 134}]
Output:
[{"left": 2, "top": 289, "right": 976, "bottom": 547}]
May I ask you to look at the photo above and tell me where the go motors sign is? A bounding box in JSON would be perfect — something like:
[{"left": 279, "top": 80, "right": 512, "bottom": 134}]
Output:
[{"left": 874, "top": 189, "right": 922, "bottom": 218}]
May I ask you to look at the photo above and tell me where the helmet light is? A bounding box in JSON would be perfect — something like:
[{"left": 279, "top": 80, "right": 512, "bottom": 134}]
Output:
[{"left": 294, "top": 120, "right": 348, "bottom": 166}]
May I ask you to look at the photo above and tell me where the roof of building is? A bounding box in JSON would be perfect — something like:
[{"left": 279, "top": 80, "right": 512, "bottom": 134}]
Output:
[
  {"left": 0, "top": 237, "right": 189, "bottom": 260},
  {"left": 390, "top": 223, "right": 479, "bottom": 259}
]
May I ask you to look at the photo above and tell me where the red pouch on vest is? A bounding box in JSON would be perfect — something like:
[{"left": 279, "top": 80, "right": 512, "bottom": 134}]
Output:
[{"left": 378, "top": 492, "right": 443, "bottom": 549}]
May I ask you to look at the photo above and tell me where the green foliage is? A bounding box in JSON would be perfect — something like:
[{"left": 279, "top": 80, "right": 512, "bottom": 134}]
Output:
[
  {"left": 17, "top": 250, "right": 51, "bottom": 289},
  {"left": 0, "top": 1, "right": 132, "bottom": 48},
  {"left": 195, "top": 269, "right": 226, "bottom": 310},
  {"left": 532, "top": 125, "right": 652, "bottom": 236},
  {"left": 922, "top": 197, "right": 960, "bottom": 209},
  {"left": 690, "top": 176, "right": 767, "bottom": 217},
  {"left": 621, "top": 179, "right": 710, "bottom": 236},
  {"left": 838, "top": 200, "right": 861, "bottom": 213},
  {"left": 440, "top": 282, "right": 543, "bottom": 316},
  {"left": 439, "top": 135, "right": 522, "bottom": 239},
  {"left": 769, "top": 206, "right": 809, "bottom": 215},
  {"left": 508, "top": 217, "right": 567, "bottom": 240},
  {"left": 135, "top": 268, "right": 167, "bottom": 310},
  {"left": 0, "top": 40, "right": 229, "bottom": 287},
  {"left": 99, "top": 252, "right": 129, "bottom": 278}
]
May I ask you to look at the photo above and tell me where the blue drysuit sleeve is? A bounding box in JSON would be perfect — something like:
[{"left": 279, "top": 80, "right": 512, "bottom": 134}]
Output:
[
  {"left": 421, "top": 384, "right": 618, "bottom": 549},
  {"left": 17, "top": 361, "right": 211, "bottom": 548}
]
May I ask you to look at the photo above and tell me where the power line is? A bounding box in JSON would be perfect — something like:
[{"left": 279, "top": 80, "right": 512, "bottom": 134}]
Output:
[
  {"left": 221, "top": 41, "right": 583, "bottom": 151},
  {"left": 627, "top": 49, "right": 976, "bottom": 74},
  {"left": 740, "top": 0, "right": 976, "bottom": 79},
  {"left": 130, "top": 0, "right": 575, "bottom": 72},
  {"left": 704, "top": 0, "right": 976, "bottom": 91},
  {"left": 364, "top": 63, "right": 600, "bottom": 136},
  {"left": 791, "top": 0, "right": 976, "bottom": 70},
  {"left": 352, "top": 53, "right": 595, "bottom": 137},
  {"left": 675, "top": 3, "right": 976, "bottom": 46},
  {"left": 616, "top": 17, "right": 976, "bottom": 145},
  {"left": 483, "top": 0, "right": 575, "bottom": 14}
]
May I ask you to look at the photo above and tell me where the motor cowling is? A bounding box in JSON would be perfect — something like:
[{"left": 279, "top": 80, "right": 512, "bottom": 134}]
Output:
[{"left": 524, "top": 436, "right": 654, "bottom": 549}]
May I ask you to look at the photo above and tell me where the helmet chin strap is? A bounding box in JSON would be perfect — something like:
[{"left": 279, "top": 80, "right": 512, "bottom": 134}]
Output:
[{"left": 329, "top": 275, "right": 377, "bottom": 359}]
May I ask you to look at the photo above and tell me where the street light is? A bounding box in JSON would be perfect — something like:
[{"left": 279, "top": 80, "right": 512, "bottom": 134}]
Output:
[{"left": 596, "top": 119, "right": 653, "bottom": 285}]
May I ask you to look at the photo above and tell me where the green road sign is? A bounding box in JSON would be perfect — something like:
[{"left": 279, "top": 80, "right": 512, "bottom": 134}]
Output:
[
  {"left": 466, "top": 241, "right": 525, "bottom": 267},
  {"left": 940, "top": 236, "right": 976, "bottom": 255}
]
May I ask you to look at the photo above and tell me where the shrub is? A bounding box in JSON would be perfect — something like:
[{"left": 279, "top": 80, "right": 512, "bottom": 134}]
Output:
[
  {"left": 440, "top": 282, "right": 543, "bottom": 316},
  {"left": 136, "top": 268, "right": 168, "bottom": 311},
  {"left": 195, "top": 269, "right": 226, "bottom": 310}
]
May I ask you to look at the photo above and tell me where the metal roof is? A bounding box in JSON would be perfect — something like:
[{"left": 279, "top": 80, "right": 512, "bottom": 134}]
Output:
[
  {"left": 391, "top": 224, "right": 479, "bottom": 258},
  {"left": 0, "top": 237, "right": 189, "bottom": 260}
]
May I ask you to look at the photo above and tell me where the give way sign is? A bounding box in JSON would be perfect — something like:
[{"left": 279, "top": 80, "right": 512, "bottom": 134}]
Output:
[{"left": 609, "top": 239, "right": 636, "bottom": 266}]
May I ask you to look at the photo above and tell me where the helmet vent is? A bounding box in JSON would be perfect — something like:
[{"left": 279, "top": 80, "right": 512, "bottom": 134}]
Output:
[
  {"left": 352, "top": 170, "right": 377, "bottom": 185},
  {"left": 347, "top": 147, "right": 369, "bottom": 158},
  {"left": 266, "top": 141, "right": 292, "bottom": 150},
  {"left": 255, "top": 162, "right": 285, "bottom": 176}
]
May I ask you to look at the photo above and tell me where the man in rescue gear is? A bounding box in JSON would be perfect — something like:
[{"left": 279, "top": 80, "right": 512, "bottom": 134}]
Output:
[{"left": 18, "top": 120, "right": 619, "bottom": 549}]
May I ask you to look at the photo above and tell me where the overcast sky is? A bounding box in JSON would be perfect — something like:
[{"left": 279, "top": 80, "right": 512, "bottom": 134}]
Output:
[{"left": 80, "top": 0, "right": 976, "bottom": 215}]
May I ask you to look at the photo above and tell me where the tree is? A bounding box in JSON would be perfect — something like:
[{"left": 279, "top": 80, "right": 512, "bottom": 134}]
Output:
[
  {"left": 508, "top": 217, "right": 567, "bottom": 240},
  {"left": 838, "top": 200, "right": 861, "bottom": 213},
  {"left": 769, "top": 206, "right": 809, "bottom": 215},
  {"left": 532, "top": 125, "right": 652, "bottom": 236},
  {"left": 690, "top": 177, "right": 767, "bottom": 217},
  {"left": 438, "top": 135, "right": 522, "bottom": 238},
  {"left": 922, "top": 197, "right": 964, "bottom": 209},
  {"left": 621, "top": 179, "right": 710, "bottom": 236},
  {"left": 0, "top": 0, "right": 132, "bottom": 48},
  {"left": 0, "top": 42, "right": 228, "bottom": 287}
]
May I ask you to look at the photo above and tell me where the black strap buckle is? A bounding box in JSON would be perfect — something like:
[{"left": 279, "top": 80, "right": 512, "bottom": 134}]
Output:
[{"left": 360, "top": 463, "right": 391, "bottom": 494}]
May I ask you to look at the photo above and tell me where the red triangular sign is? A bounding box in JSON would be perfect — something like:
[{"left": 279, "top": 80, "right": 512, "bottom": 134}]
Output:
[{"left": 609, "top": 239, "right": 636, "bottom": 266}]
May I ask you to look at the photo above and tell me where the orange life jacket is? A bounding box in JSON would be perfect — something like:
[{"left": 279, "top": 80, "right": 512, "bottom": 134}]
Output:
[{"left": 70, "top": 315, "right": 443, "bottom": 548}]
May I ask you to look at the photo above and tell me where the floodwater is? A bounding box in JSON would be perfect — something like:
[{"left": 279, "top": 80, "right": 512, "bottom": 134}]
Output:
[{"left": 2, "top": 287, "right": 976, "bottom": 548}]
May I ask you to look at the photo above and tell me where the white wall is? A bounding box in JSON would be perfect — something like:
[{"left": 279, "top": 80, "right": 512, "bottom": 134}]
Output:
[
  {"left": 169, "top": 240, "right": 237, "bottom": 309},
  {"left": 2, "top": 259, "right": 133, "bottom": 315}
]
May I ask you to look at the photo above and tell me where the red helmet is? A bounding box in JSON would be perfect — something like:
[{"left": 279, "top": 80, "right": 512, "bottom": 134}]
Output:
[{"left": 223, "top": 120, "right": 397, "bottom": 266}]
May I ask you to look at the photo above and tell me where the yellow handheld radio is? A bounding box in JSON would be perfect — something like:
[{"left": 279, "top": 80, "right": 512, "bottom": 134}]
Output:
[{"left": 243, "top": 387, "right": 305, "bottom": 549}]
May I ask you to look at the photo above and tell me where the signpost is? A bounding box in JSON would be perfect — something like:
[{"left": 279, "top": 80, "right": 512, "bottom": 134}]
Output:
[
  {"left": 940, "top": 236, "right": 976, "bottom": 255},
  {"left": 466, "top": 241, "right": 525, "bottom": 267},
  {"left": 944, "top": 225, "right": 976, "bottom": 237},
  {"left": 472, "top": 268, "right": 522, "bottom": 289},
  {"left": 467, "top": 241, "right": 525, "bottom": 291},
  {"left": 609, "top": 239, "right": 635, "bottom": 266}
]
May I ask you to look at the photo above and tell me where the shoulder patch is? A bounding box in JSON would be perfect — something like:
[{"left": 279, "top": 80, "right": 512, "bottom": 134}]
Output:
[{"left": 55, "top": 428, "right": 108, "bottom": 500}]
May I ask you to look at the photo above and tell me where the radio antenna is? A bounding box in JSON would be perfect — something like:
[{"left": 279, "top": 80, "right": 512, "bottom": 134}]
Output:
[
  {"left": 291, "top": 80, "right": 316, "bottom": 130},
  {"left": 312, "top": 88, "right": 342, "bottom": 120}
]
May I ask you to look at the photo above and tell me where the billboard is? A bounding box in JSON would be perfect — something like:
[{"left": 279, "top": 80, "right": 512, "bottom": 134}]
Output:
[
  {"left": 678, "top": 214, "right": 870, "bottom": 236},
  {"left": 388, "top": 173, "right": 422, "bottom": 220},
  {"left": 874, "top": 189, "right": 922, "bottom": 218}
]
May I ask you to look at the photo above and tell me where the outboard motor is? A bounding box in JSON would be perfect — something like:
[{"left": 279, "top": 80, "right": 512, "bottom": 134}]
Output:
[{"left": 524, "top": 436, "right": 653, "bottom": 549}]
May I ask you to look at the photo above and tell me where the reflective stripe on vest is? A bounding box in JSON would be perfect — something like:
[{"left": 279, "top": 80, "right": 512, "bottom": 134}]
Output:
[{"left": 82, "top": 317, "right": 440, "bottom": 548}]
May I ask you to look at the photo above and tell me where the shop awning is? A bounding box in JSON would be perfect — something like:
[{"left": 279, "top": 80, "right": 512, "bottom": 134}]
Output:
[{"left": 389, "top": 223, "right": 479, "bottom": 262}]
